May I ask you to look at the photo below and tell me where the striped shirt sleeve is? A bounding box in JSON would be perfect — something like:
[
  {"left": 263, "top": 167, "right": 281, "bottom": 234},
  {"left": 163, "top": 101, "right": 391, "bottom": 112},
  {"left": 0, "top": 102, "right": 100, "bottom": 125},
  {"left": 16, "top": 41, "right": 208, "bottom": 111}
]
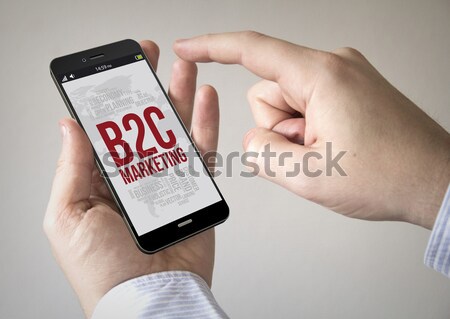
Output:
[
  {"left": 91, "top": 271, "right": 229, "bottom": 319},
  {"left": 424, "top": 183, "right": 450, "bottom": 277}
]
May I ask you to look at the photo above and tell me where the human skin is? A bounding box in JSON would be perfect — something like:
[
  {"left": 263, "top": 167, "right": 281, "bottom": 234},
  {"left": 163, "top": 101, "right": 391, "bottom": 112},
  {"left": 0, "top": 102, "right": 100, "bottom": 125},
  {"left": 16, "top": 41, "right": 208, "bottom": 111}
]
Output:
[
  {"left": 174, "top": 31, "right": 450, "bottom": 229},
  {"left": 44, "top": 41, "right": 220, "bottom": 318},
  {"left": 44, "top": 31, "right": 450, "bottom": 317}
]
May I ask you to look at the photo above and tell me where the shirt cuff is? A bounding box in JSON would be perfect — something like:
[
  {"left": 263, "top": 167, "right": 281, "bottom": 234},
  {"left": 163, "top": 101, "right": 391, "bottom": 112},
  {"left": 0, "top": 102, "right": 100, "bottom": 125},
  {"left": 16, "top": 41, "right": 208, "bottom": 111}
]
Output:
[
  {"left": 91, "top": 271, "right": 229, "bottom": 319},
  {"left": 424, "top": 183, "right": 450, "bottom": 277}
]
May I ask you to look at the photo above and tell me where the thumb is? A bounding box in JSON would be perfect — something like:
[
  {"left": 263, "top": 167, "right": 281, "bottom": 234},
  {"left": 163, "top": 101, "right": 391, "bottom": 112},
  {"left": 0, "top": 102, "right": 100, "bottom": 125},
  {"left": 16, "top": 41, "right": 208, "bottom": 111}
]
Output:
[
  {"left": 45, "top": 118, "right": 94, "bottom": 225},
  {"left": 242, "top": 127, "right": 321, "bottom": 196}
]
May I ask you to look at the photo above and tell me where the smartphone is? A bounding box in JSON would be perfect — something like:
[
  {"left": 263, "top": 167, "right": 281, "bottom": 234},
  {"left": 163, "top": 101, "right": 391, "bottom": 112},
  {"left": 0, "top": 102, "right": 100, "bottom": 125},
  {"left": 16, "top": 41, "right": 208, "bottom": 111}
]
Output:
[{"left": 50, "top": 39, "right": 229, "bottom": 253}]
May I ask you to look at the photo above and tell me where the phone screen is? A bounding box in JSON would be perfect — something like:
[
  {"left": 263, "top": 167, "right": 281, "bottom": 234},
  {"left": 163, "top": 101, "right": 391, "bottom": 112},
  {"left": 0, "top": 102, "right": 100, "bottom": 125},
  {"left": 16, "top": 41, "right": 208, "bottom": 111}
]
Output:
[{"left": 60, "top": 54, "right": 222, "bottom": 236}]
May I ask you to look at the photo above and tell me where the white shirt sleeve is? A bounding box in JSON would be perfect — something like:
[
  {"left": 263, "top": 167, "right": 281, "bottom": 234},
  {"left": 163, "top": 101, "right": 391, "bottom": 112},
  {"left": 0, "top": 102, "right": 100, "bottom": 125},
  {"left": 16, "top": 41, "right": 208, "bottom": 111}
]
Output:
[
  {"left": 424, "top": 183, "right": 450, "bottom": 277},
  {"left": 91, "top": 271, "right": 229, "bottom": 319}
]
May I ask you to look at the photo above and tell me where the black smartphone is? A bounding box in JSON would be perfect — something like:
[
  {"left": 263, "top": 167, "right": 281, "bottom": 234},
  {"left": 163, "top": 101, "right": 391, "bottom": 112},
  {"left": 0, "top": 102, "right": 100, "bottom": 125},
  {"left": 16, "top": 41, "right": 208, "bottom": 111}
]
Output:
[{"left": 50, "top": 39, "right": 229, "bottom": 253}]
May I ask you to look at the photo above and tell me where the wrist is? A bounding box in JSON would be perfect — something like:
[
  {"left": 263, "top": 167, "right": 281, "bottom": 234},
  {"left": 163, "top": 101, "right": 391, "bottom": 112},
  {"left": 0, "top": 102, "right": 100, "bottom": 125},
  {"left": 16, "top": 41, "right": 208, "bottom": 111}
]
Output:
[{"left": 404, "top": 145, "right": 450, "bottom": 229}]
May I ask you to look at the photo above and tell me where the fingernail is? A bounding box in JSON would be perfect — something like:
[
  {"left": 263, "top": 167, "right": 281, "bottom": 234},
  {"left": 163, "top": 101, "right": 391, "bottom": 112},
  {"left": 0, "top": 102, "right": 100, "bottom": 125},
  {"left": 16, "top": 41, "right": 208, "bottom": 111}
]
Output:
[
  {"left": 243, "top": 129, "right": 256, "bottom": 150},
  {"left": 59, "top": 123, "right": 67, "bottom": 138}
]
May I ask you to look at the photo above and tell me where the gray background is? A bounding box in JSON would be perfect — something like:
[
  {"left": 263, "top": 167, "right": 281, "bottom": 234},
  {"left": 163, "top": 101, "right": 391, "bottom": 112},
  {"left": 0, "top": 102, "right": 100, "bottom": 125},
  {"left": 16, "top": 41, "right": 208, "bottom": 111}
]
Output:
[{"left": 1, "top": 0, "right": 449, "bottom": 318}]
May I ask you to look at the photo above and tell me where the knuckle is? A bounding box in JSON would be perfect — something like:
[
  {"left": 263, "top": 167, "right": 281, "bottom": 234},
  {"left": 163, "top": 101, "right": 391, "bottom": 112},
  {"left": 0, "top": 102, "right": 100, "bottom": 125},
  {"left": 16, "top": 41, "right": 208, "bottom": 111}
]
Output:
[
  {"left": 246, "top": 84, "right": 259, "bottom": 103},
  {"left": 249, "top": 128, "right": 271, "bottom": 150},
  {"left": 172, "top": 59, "right": 184, "bottom": 72},
  {"left": 319, "top": 52, "right": 349, "bottom": 79},
  {"left": 204, "top": 33, "right": 216, "bottom": 43},
  {"left": 241, "top": 30, "right": 265, "bottom": 42},
  {"left": 333, "top": 47, "right": 364, "bottom": 60},
  {"left": 237, "top": 31, "right": 266, "bottom": 66}
]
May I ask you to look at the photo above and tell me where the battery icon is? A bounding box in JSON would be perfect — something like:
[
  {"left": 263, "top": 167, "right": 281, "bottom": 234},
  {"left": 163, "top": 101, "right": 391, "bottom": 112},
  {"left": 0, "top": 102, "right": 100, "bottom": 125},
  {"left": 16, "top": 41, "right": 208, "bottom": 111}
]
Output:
[{"left": 135, "top": 54, "right": 143, "bottom": 60}]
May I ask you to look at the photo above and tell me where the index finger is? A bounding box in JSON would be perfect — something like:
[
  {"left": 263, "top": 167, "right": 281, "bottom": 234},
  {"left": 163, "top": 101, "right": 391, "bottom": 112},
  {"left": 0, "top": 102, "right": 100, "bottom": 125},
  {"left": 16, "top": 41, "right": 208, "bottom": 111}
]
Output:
[{"left": 173, "top": 31, "right": 319, "bottom": 83}]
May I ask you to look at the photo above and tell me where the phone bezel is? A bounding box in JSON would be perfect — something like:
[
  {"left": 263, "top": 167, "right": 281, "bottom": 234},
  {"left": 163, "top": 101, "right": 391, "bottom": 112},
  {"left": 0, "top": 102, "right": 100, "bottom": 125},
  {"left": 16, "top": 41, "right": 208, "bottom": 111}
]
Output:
[{"left": 50, "top": 39, "right": 229, "bottom": 254}]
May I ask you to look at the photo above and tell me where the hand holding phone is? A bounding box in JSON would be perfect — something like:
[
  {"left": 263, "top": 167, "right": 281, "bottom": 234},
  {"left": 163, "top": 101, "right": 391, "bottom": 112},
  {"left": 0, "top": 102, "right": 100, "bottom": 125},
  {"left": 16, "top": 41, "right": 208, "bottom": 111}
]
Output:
[
  {"left": 50, "top": 39, "right": 228, "bottom": 253},
  {"left": 44, "top": 41, "right": 220, "bottom": 317}
]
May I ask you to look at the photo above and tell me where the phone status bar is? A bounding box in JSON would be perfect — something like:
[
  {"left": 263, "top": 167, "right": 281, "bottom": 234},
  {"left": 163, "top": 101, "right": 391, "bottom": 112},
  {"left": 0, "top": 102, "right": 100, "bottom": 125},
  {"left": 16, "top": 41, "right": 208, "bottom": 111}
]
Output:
[{"left": 59, "top": 53, "right": 144, "bottom": 83}]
